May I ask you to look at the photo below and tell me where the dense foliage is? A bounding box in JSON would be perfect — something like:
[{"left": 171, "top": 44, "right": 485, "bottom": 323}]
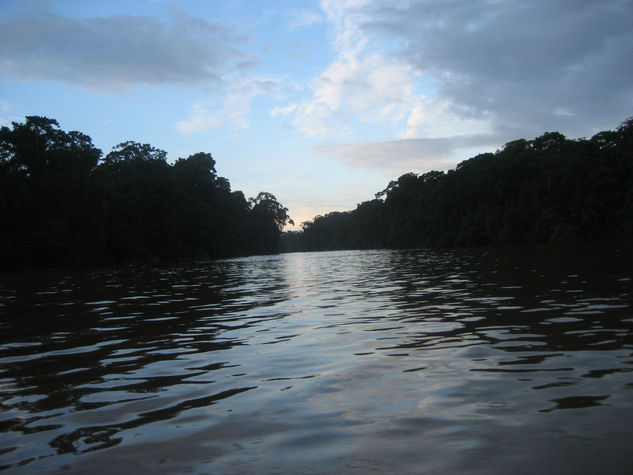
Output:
[
  {"left": 0, "top": 116, "right": 292, "bottom": 268},
  {"left": 290, "top": 118, "right": 633, "bottom": 252}
]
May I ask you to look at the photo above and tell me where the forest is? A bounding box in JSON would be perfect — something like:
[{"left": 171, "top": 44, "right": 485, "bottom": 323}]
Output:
[
  {"left": 0, "top": 116, "right": 292, "bottom": 269},
  {"left": 286, "top": 117, "right": 633, "bottom": 252},
  {"left": 3, "top": 116, "right": 632, "bottom": 269}
]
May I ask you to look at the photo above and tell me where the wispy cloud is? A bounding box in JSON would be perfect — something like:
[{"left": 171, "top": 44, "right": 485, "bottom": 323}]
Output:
[
  {"left": 277, "top": 0, "right": 426, "bottom": 139},
  {"left": 287, "top": 51, "right": 422, "bottom": 137},
  {"left": 285, "top": 9, "right": 325, "bottom": 30},
  {"left": 316, "top": 133, "right": 502, "bottom": 172},
  {"left": 176, "top": 104, "right": 223, "bottom": 134},
  {"left": 178, "top": 76, "right": 286, "bottom": 134},
  {"left": 0, "top": 99, "right": 17, "bottom": 126}
]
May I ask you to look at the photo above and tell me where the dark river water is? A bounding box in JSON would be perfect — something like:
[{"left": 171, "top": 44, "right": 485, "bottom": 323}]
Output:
[{"left": 1, "top": 247, "right": 633, "bottom": 474}]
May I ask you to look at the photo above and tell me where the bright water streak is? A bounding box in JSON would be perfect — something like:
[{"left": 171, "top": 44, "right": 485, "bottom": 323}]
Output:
[{"left": 1, "top": 248, "right": 633, "bottom": 473}]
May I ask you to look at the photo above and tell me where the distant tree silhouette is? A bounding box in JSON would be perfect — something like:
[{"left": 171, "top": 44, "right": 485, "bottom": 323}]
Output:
[
  {"left": 294, "top": 117, "right": 633, "bottom": 252},
  {"left": 248, "top": 192, "right": 294, "bottom": 253},
  {"left": 3, "top": 114, "right": 631, "bottom": 268}
]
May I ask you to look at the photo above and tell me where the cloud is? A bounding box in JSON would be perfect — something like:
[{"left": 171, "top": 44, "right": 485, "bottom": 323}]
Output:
[
  {"left": 270, "top": 104, "right": 297, "bottom": 117},
  {"left": 0, "top": 5, "right": 255, "bottom": 92},
  {"left": 362, "top": 0, "right": 633, "bottom": 137},
  {"left": 271, "top": 0, "right": 500, "bottom": 172},
  {"left": 178, "top": 76, "right": 286, "bottom": 133},
  {"left": 0, "top": 99, "right": 17, "bottom": 126},
  {"left": 278, "top": 0, "right": 632, "bottom": 172},
  {"left": 277, "top": 0, "right": 500, "bottom": 142},
  {"left": 400, "top": 96, "right": 493, "bottom": 139},
  {"left": 268, "top": 0, "right": 420, "bottom": 138},
  {"left": 176, "top": 104, "right": 223, "bottom": 134},
  {"left": 316, "top": 133, "right": 502, "bottom": 172},
  {"left": 282, "top": 43, "right": 423, "bottom": 138},
  {"left": 285, "top": 9, "right": 325, "bottom": 30}
]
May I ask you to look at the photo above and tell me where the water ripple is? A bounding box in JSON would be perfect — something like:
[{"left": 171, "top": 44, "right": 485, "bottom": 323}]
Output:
[{"left": 1, "top": 247, "right": 632, "bottom": 472}]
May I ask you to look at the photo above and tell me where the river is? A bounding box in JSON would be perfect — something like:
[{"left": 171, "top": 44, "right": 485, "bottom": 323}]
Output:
[{"left": 1, "top": 247, "right": 632, "bottom": 473}]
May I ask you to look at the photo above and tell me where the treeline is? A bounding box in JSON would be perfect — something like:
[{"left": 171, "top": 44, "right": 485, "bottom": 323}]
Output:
[
  {"left": 287, "top": 118, "right": 633, "bottom": 252},
  {"left": 0, "top": 116, "right": 292, "bottom": 269}
]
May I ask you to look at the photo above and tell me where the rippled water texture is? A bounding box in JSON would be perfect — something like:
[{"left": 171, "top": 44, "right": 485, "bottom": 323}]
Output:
[{"left": 1, "top": 248, "right": 633, "bottom": 473}]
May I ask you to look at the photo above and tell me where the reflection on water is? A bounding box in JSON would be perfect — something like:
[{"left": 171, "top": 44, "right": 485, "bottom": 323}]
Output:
[{"left": 1, "top": 247, "right": 632, "bottom": 473}]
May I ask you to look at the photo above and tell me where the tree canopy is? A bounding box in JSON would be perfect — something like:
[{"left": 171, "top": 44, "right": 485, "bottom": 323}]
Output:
[
  {"left": 0, "top": 116, "right": 292, "bottom": 269},
  {"left": 288, "top": 117, "right": 633, "bottom": 252},
  {"left": 3, "top": 114, "right": 631, "bottom": 268}
]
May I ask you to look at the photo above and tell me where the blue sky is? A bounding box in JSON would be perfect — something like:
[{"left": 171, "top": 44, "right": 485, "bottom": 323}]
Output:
[{"left": 1, "top": 0, "right": 632, "bottom": 228}]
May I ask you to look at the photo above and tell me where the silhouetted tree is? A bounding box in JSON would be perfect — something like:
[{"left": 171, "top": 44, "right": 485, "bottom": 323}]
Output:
[
  {"left": 0, "top": 116, "right": 101, "bottom": 267},
  {"left": 0, "top": 117, "right": 294, "bottom": 268},
  {"left": 295, "top": 116, "right": 633, "bottom": 252},
  {"left": 248, "top": 192, "right": 294, "bottom": 253}
]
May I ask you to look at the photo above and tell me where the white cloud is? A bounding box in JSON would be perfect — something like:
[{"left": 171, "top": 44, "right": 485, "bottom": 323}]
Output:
[
  {"left": 176, "top": 104, "right": 223, "bottom": 134},
  {"left": 282, "top": 42, "right": 423, "bottom": 137},
  {"left": 178, "top": 76, "right": 286, "bottom": 134},
  {"left": 0, "top": 100, "right": 16, "bottom": 126},
  {"left": 277, "top": 0, "right": 498, "bottom": 143},
  {"left": 285, "top": 9, "right": 325, "bottom": 30},
  {"left": 320, "top": 0, "right": 370, "bottom": 54},
  {"left": 401, "top": 97, "right": 493, "bottom": 139},
  {"left": 270, "top": 104, "right": 297, "bottom": 117}
]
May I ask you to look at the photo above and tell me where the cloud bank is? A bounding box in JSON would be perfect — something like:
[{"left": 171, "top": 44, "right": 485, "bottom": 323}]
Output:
[
  {"left": 365, "top": 0, "right": 633, "bottom": 136},
  {"left": 0, "top": 6, "right": 254, "bottom": 92},
  {"left": 290, "top": 0, "right": 633, "bottom": 171}
]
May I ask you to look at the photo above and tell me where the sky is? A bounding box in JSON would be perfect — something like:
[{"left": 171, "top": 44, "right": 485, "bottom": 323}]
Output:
[{"left": 1, "top": 0, "right": 632, "bottom": 229}]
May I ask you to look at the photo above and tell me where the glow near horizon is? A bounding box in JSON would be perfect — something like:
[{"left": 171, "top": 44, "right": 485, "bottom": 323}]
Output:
[{"left": 0, "top": 0, "right": 631, "bottom": 230}]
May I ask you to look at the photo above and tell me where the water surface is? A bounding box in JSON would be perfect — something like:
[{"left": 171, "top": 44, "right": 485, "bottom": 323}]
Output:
[{"left": 1, "top": 248, "right": 632, "bottom": 473}]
